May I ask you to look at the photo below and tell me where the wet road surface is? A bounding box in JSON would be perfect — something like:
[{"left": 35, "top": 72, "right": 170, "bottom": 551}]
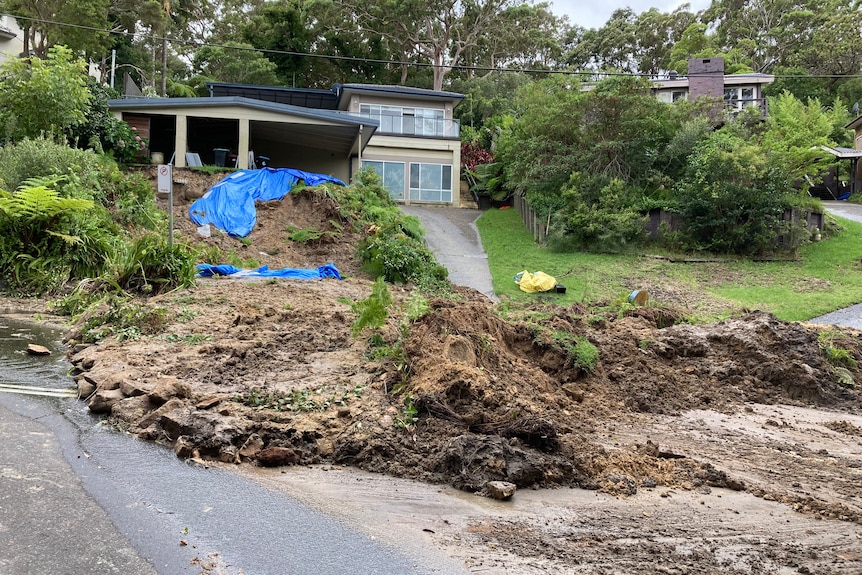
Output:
[{"left": 0, "top": 316, "right": 467, "bottom": 575}]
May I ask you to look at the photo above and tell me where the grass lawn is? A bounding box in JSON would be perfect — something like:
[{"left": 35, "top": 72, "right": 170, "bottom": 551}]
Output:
[{"left": 476, "top": 207, "right": 862, "bottom": 323}]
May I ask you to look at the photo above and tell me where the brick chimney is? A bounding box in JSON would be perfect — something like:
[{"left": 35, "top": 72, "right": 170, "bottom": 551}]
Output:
[{"left": 688, "top": 57, "right": 725, "bottom": 99}]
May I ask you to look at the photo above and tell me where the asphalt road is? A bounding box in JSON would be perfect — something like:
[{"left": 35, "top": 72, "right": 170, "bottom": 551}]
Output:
[{"left": 0, "top": 317, "right": 467, "bottom": 575}]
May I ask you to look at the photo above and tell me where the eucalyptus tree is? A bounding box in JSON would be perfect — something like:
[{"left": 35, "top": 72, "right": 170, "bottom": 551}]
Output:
[
  {"left": 342, "top": 0, "right": 521, "bottom": 90},
  {"left": 1, "top": 0, "right": 113, "bottom": 60}
]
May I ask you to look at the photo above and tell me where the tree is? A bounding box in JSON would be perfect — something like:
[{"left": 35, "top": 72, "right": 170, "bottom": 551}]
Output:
[
  {"left": 191, "top": 43, "right": 280, "bottom": 85},
  {"left": 344, "top": 0, "right": 519, "bottom": 90},
  {"left": 241, "top": 0, "right": 313, "bottom": 86},
  {"left": 2, "top": 0, "right": 113, "bottom": 60},
  {"left": 0, "top": 46, "right": 91, "bottom": 142}
]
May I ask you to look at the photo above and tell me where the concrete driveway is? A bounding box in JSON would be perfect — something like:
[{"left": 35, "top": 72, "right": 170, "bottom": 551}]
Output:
[
  {"left": 809, "top": 202, "right": 862, "bottom": 328},
  {"left": 400, "top": 205, "right": 497, "bottom": 301}
]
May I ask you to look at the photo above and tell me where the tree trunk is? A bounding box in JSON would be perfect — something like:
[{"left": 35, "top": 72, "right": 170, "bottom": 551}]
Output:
[{"left": 161, "top": 36, "right": 168, "bottom": 96}]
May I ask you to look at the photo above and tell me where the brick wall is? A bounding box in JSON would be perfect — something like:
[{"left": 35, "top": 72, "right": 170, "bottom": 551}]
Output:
[{"left": 688, "top": 58, "right": 725, "bottom": 100}]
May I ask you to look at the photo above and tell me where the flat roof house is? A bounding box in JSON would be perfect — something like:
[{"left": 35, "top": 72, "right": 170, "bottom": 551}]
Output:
[
  {"left": 109, "top": 83, "right": 464, "bottom": 206},
  {"left": 652, "top": 58, "right": 775, "bottom": 114}
]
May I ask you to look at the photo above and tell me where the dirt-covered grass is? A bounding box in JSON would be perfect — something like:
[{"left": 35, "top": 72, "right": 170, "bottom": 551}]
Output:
[{"left": 477, "top": 207, "right": 862, "bottom": 322}]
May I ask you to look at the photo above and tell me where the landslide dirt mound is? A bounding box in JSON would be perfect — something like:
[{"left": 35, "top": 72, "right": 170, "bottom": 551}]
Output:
[{"left": 66, "top": 184, "right": 862, "bottom": 524}]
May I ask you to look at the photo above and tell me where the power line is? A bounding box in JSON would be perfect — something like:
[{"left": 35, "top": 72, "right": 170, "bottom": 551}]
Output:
[{"left": 6, "top": 13, "right": 862, "bottom": 81}]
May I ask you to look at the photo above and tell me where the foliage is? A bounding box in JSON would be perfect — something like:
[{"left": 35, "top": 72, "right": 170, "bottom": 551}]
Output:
[
  {"left": 0, "top": 138, "right": 112, "bottom": 199},
  {"left": 105, "top": 232, "right": 198, "bottom": 295},
  {"left": 350, "top": 277, "right": 393, "bottom": 337},
  {"left": 0, "top": 177, "right": 112, "bottom": 294},
  {"left": 67, "top": 292, "right": 170, "bottom": 343},
  {"left": 674, "top": 130, "right": 797, "bottom": 255},
  {"left": 550, "top": 330, "right": 600, "bottom": 373},
  {"left": 0, "top": 47, "right": 91, "bottom": 143},
  {"left": 191, "top": 43, "right": 280, "bottom": 86},
  {"left": 70, "top": 79, "right": 149, "bottom": 163},
  {"left": 106, "top": 170, "right": 165, "bottom": 230},
  {"left": 548, "top": 175, "right": 646, "bottom": 253},
  {"left": 818, "top": 330, "right": 858, "bottom": 371}
]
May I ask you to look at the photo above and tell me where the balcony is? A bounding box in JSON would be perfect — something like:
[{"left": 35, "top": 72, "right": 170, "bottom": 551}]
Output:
[{"left": 351, "top": 111, "right": 460, "bottom": 139}]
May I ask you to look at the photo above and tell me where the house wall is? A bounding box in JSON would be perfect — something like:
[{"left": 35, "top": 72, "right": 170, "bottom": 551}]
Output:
[
  {"left": 356, "top": 134, "right": 461, "bottom": 205},
  {"left": 253, "top": 134, "right": 349, "bottom": 180},
  {"left": 342, "top": 94, "right": 454, "bottom": 120},
  {"left": 343, "top": 94, "right": 461, "bottom": 205},
  {"left": 0, "top": 14, "right": 24, "bottom": 63}
]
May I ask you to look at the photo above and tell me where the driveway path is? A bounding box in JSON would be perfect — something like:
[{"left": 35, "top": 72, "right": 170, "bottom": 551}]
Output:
[
  {"left": 401, "top": 205, "right": 497, "bottom": 301},
  {"left": 809, "top": 202, "right": 862, "bottom": 328}
]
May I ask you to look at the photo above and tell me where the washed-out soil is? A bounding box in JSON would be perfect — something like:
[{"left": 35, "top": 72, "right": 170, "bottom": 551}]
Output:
[{"left": 55, "top": 173, "right": 862, "bottom": 573}]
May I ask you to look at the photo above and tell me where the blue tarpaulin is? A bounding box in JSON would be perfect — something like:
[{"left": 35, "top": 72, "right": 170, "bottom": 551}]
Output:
[
  {"left": 189, "top": 168, "right": 345, "bottom": 237},
  {"left": 196, "top": 263, "right": 342, "bottom": 280}
]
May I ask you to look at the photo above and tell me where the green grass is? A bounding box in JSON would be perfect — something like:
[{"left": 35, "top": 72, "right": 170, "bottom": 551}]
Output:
[{"left": 477, "top": 208, "right": 862, "bottom": 322}]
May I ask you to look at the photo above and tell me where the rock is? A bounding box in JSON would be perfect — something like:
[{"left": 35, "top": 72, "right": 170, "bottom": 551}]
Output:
[
  {"left": 219, "top": 445, "right": 239, "bottom": 464},
  {"left": 239, "top": 433, "right": 264, "bottom": 459},
  {"left": 174, "top": 436, "right": 198, "bottom": 458},
  {"left": 88, "top": 388, "right": 126, "bottom": 413},
  {"left": 111, "top": 396, "right": 155, "bottom": 430},
  {"left": 138, "top": 398, "right": 186, "bottom": 430},
  {"left": 148, "top": 376, "right": 192, "bottom": 405},
  {"left": 120, "top": 378, "right": 155, "bottom": 397},
  {"left": 77, "top": 379, "right": 96, "bottom": 399},
  {"left": 316, "top": 438, "right": 334, "bottom": 456},
  {"left": 27, "top": 343, "right": 51, "bottom": 356},
  {"left": 196, "top": 396, "right": 222, "bottom": 410},
  {"left": 256, "top": 447, "right": 299, "bottom": 467},
  {"left": 81, "top": 365, "right": 140, "bottom": 391},
  {"left": 486, "top": 481, "right": 517, "bottom": 500}
]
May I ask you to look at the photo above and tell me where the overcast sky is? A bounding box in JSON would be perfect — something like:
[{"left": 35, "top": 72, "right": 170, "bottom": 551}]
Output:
[{"left": 549, "top": 0, "right": 711, "bottom": 30}]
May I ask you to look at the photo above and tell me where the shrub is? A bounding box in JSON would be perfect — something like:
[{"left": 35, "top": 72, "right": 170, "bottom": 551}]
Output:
[
  {"left": 105, "top": 232, "right": 198, "bottom": 295},
  {"left": 674, "top": 130, "right": 798, "bottom": 255},
  {"left": 548, "top": 174, "right": 647, "bottom": 253},
  {"left": 0, "top": 177, "right": 115, "bottom": 294}
]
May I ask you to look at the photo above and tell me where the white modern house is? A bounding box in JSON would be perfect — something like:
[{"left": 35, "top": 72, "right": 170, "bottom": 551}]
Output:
[{"left": 109, "top": 83, "right": 464, "bottom": 206}]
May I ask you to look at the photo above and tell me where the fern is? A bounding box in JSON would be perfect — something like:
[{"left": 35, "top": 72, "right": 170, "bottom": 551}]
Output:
[{"left": 350, "top": 277, "right": 393, "bottom": 337}]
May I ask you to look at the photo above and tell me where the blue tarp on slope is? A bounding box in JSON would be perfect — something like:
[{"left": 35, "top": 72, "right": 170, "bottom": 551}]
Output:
[
  {"left": 196, "top": 263, "right": 342, "bottom": 280},
  {"left": 189, "top": 168, "right": 345, "bottom": 237}
]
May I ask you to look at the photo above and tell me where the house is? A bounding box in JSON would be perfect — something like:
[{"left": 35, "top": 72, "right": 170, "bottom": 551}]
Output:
[
  {"left": 0, "top": 14, "right": 27, "bottom": 63},
  {"left": 652, "top": 58, "right": 774, "bottom": 114},
  {"left": 838, "top": 114, "right": 862, "bottom": 197},
  {"left": 109, "top": 82, "right": 464, "bottom": 206}
]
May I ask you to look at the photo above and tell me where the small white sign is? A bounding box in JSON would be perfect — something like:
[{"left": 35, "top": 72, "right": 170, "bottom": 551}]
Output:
[{"left": 157, "top": 164, "right": 172, "bottom": 194}]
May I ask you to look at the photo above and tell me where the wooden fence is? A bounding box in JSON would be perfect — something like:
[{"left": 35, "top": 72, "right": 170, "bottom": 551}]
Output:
[
  {"left": 513, "top": 193, "right": 548, "bottom": 243},
  {"left": 513, "top": 198, "right": 824, "bottom": 244}
]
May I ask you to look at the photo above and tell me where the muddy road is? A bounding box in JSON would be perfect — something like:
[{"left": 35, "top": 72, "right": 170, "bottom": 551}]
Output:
[{"left": 34, "top": 182, "right": 862, "bottom": 572}]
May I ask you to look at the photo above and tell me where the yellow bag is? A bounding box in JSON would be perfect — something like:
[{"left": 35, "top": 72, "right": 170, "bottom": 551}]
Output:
[{"left": 514, "top": 270, "right": 557, "bottom": 293}]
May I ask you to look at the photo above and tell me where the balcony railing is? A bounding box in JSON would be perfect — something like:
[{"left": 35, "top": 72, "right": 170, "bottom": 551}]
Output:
[
  {"left": 350, "top": 112, "right": 460, "bottom": 139},
  {"left": 726, "top": 97, "right": 768, "bottom": 115}
]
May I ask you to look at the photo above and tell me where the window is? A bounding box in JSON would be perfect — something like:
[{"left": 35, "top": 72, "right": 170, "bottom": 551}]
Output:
[
  {"left": 724, "top": 86, "right": 759, "bottom": 111},
  {"left": 360, "top": 104, "right": 446, "bottom": 137},
  {"left": 672, "top": 90, "right": 687, "bottom": 103},
  {"left": 409, "top": 163, "right": 452, "bottom": 203},
  {"left": 363, "top": 160, "right": 405, "bottom": 201}
]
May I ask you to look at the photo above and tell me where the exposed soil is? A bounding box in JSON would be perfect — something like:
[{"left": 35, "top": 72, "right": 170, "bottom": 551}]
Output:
[{"left": 56, "top": 174, "right": 862, "bottom": 573}]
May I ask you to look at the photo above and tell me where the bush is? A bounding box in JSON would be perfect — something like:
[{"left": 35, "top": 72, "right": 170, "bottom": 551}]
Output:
[
  {"left": 0, "top": 177, "right": 117, "bottom": 294},
  {"left": 106, "top": 232, "right": 198, "bottom": 295},
  {"left": 0, "top": 138, "right": 112, "bottom": 198},
  {"left": 547, "top": 174, "right": 647, "bottom": 253},
  {"left": 674, "top": 130, "right": 798, "bottom": 255}
]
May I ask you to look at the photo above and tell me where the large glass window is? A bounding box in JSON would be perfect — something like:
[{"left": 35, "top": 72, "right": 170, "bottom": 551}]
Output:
[
  {"left": 363, "top": 160, "right": 405, "bottom": 201},
  {"left": 360, "top": 104, "right": 446, "bottom": 137},
  {"left": 409, "top": 163, "right": 452, "bottom": 203}
]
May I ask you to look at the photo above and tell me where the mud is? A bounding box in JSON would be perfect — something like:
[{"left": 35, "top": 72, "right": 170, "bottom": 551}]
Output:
[{"left": 55, "top": 183, "right": 862, "bottom": 572}]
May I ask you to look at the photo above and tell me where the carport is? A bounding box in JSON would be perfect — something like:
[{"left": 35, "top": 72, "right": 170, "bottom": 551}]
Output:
[
  {"left": 108, "top": 97, "right": 377, "bottom": 180},
  {"left": 814, "top": 146, "right": 862, "bottom": 200}
]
